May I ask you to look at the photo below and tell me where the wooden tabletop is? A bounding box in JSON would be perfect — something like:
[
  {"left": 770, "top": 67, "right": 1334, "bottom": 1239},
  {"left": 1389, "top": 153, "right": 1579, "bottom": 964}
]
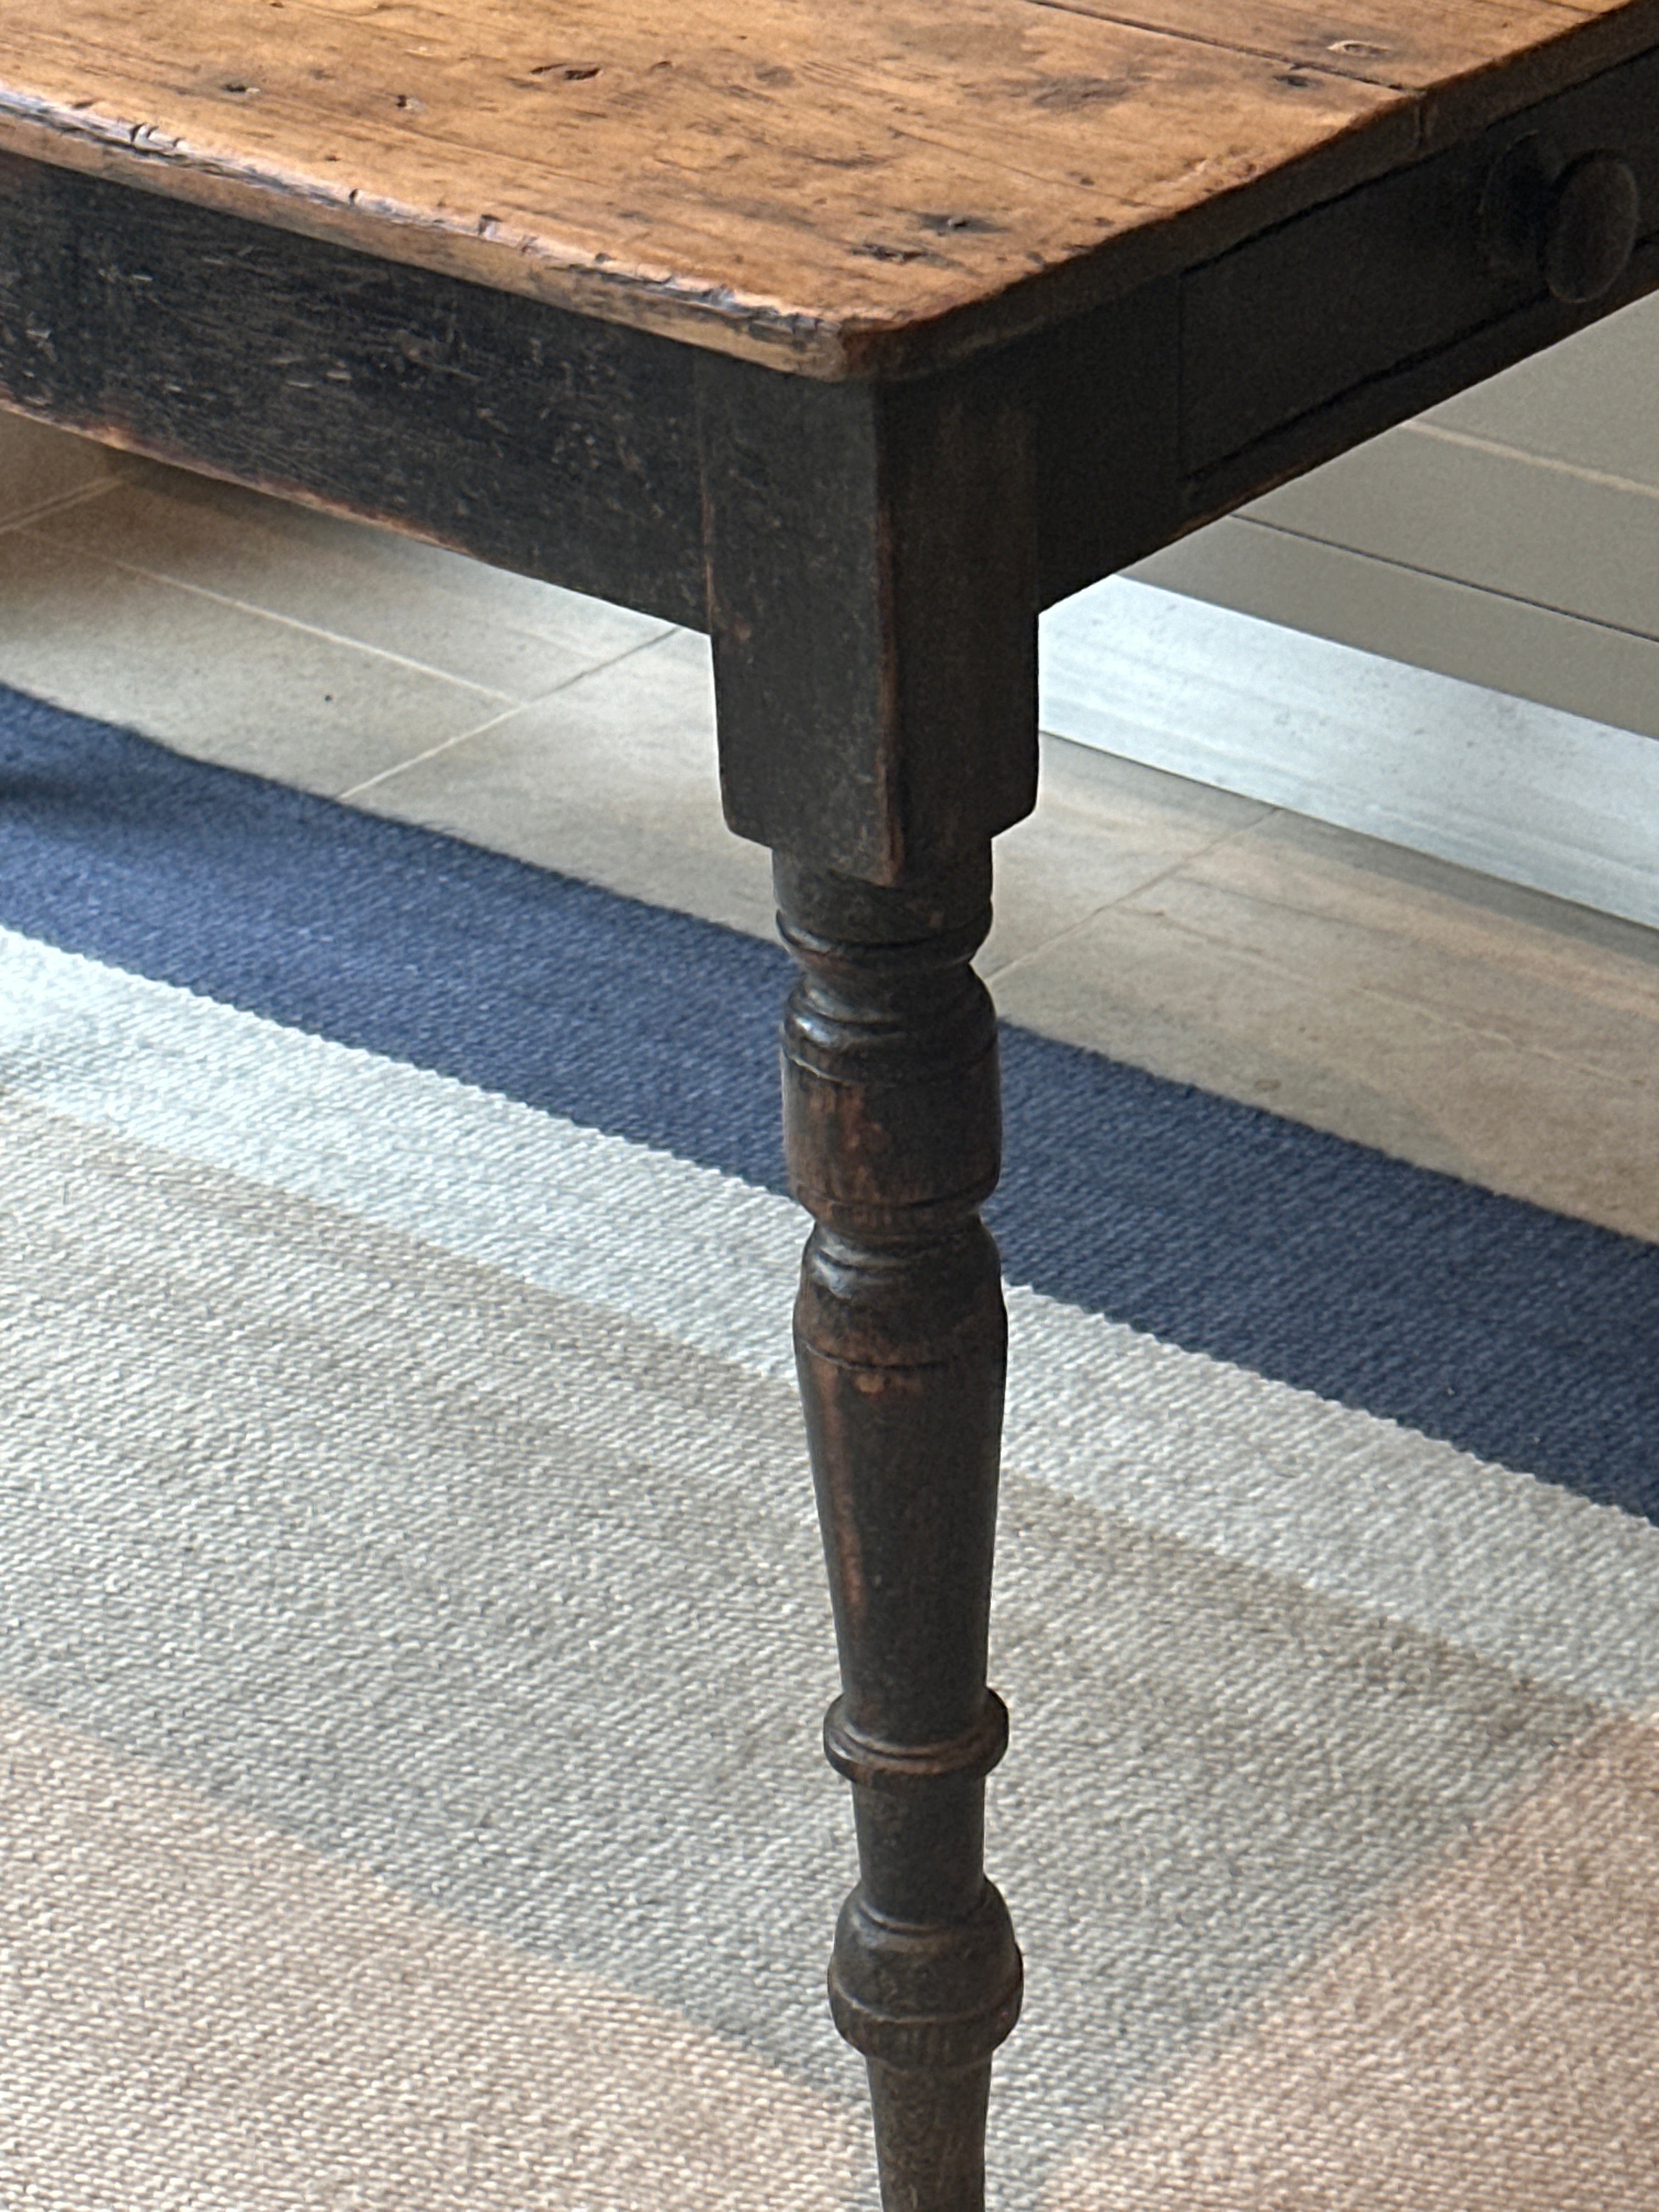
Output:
[{"left": 2, "top": 0, "right": 1656, "bottom": 374}]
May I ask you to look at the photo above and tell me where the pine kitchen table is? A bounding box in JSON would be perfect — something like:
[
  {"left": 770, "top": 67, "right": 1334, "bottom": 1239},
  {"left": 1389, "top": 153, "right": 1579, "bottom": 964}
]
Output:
[{"left": 2, "top": 3, "right": 1656, "bottom": 2203}]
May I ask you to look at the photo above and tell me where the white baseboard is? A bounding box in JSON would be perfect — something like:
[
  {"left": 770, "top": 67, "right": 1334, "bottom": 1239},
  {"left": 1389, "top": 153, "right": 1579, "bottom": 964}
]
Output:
[{"left": 1039, "top": 579, "right": 1659, "bottom": 930}]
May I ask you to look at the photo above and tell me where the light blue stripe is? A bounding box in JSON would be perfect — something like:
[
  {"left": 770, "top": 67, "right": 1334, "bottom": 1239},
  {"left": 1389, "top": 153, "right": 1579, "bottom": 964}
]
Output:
[{"left": 5, "top": 923, "right": 1658, "bottom": 1711}]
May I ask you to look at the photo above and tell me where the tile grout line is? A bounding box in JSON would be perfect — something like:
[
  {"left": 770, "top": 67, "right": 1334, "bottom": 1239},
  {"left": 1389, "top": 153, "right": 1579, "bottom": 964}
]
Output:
[
  {"left": 13, "top": 525, "right": 522, "bottom": 703},
  {"left": 1133, "top": 851, "right": 1659, "bottom": 990},
  {"left": 981, "top": 802, "right": 1281, "bottom": 988},
  {"left": 334, "top": 704, "right": 530, "bottom": 803},
  {"left": 1405, "top": 420, "right": 1659, "bottom": 507},
  {"left": 1233, "top": 515, "right": 1659, "bottom": 658},
  {"left": 1121, "top": 900, "right": 1659, "bottom": 1094},
  {"left": 0, "top": 474, "right": 129, "bottom": 536},
  {"left": 334, "top": 630, "right": 676, "bottom": 804}
]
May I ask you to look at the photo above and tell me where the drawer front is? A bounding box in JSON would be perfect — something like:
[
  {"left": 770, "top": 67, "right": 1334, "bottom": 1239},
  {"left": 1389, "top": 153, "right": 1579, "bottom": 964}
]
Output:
[{"left": 1181, "top": 46, "right": 1659, "bottom": 475}]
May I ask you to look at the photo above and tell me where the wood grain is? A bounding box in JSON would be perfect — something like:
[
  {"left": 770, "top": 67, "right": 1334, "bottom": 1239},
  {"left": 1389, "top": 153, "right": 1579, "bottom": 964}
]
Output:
[
  {"left": 701, "top": 354, "right": 1038, "bottom": 876},
  {"left": 1182, "top": 42, "right": 1659, "bottom": 467},
  {"left": 1049, "top": 0, "right": 1659, "bottom": 115},
  {"left": 2, "top": 0, "right": 1651, "bottom": 373},
  {"left": 0, "top": 153, "right": 708, "bottom": 625}
]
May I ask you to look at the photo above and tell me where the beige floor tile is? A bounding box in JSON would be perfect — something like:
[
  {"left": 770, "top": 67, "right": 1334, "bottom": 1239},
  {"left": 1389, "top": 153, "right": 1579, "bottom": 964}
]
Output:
[
  {"left": 994, "top": 862, "right": 1659, "bottom": 1240},
  {"left": 0, "top": 532, "right": 504, "bottom": 796},
  {"left": 31, "top": 461, "right": 669, "bottom": 699},
  {"left": 352, "top": 640, "right": 1273, "bottom": 967},
  {"left": 1131, "top": 512, "right": 1659, "bottom": 745},
  {"left": 348, "top": 627, "right": 782, "bottom": 940},
  {"left": 0, "top": 408, "right": 129, "bottom": 526},
  {"left": 1246, "top": 422, "right": 1659, "bottom": 642},
  {"left": 1427, "top": 287, "right": 1659, "bottom": 490},
  {"left": 992, "top": 900, "right": 1486, "bottom": 1173},
  {"left": 983, "top": 742, "right": 1271, "bottom": 979},
  {"left": 1142, "top": 810, "right": 1659, "bottom": 1089}
]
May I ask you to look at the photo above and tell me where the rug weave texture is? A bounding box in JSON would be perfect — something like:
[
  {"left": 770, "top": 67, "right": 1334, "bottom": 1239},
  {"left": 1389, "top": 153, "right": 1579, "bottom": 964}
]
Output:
[{"left": 1, "top": 682, "right": 1656, "bottom": 2209}]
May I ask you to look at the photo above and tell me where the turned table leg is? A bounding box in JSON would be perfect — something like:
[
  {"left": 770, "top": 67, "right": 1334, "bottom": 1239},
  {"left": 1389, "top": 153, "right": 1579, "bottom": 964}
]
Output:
[
  {"left": 776, "top": 852, "right": 1022, "bottom": 2210},
  {"left": 696, "top": 345, "right": 1039, "bottom": 2206}
]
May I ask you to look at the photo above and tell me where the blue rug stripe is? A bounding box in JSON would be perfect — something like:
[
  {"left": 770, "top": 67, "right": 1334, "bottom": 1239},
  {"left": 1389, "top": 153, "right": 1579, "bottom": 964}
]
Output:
[
  {"left": 2, "top": 683, "right": 1655, "bottom": 1519},
  {"left": 996, "top": 1032, "right": 1657, "bottom": 1517}
]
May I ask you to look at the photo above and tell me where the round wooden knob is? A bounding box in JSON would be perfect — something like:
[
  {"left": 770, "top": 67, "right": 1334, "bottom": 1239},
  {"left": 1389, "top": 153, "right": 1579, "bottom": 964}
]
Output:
[
  {"left": 1542, "top": 151, "right": 1641, "bottom": 304},
  {"left": 1480, "top": 137, "right": 1641, "bottom": 304}
]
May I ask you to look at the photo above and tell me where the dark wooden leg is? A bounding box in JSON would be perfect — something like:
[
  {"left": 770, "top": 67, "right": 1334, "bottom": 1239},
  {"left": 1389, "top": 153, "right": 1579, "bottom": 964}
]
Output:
[
  {"left": 696, "top": 346, "right": 1039, "bottom": 2208},
  {"left": 776, "top": 851, "right": 1022, "bottom": 2211}
]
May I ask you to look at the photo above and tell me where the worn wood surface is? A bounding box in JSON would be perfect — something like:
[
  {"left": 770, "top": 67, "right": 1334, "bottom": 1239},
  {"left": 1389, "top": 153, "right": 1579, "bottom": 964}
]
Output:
[
  {"left": 699, "top": 353, "right": 1038, "bottom": 880},
  {"left": 1057, "top": 0, "right": 1659, "bottom": 121},
  {"left": 1, "top": 0, "right": 1656, "bottom": 375},
  {"left": 4, "top": 16, "right": 1658, "bottom": 2212},
  {"left": 3, "top": 108, "right": 1654, "bottom": 654},
  {"left": 0, "top": 151, "right": 707, "bottom": 625},
  {"left": 1182, "top": 42, "right": 1659, "bottom": 468}
]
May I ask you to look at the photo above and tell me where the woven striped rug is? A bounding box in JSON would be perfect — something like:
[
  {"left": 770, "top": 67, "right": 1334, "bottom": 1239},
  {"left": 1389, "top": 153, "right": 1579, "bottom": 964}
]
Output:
[{"left": 3, "top": 680, "right": 1657, "bottom": 2209}]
